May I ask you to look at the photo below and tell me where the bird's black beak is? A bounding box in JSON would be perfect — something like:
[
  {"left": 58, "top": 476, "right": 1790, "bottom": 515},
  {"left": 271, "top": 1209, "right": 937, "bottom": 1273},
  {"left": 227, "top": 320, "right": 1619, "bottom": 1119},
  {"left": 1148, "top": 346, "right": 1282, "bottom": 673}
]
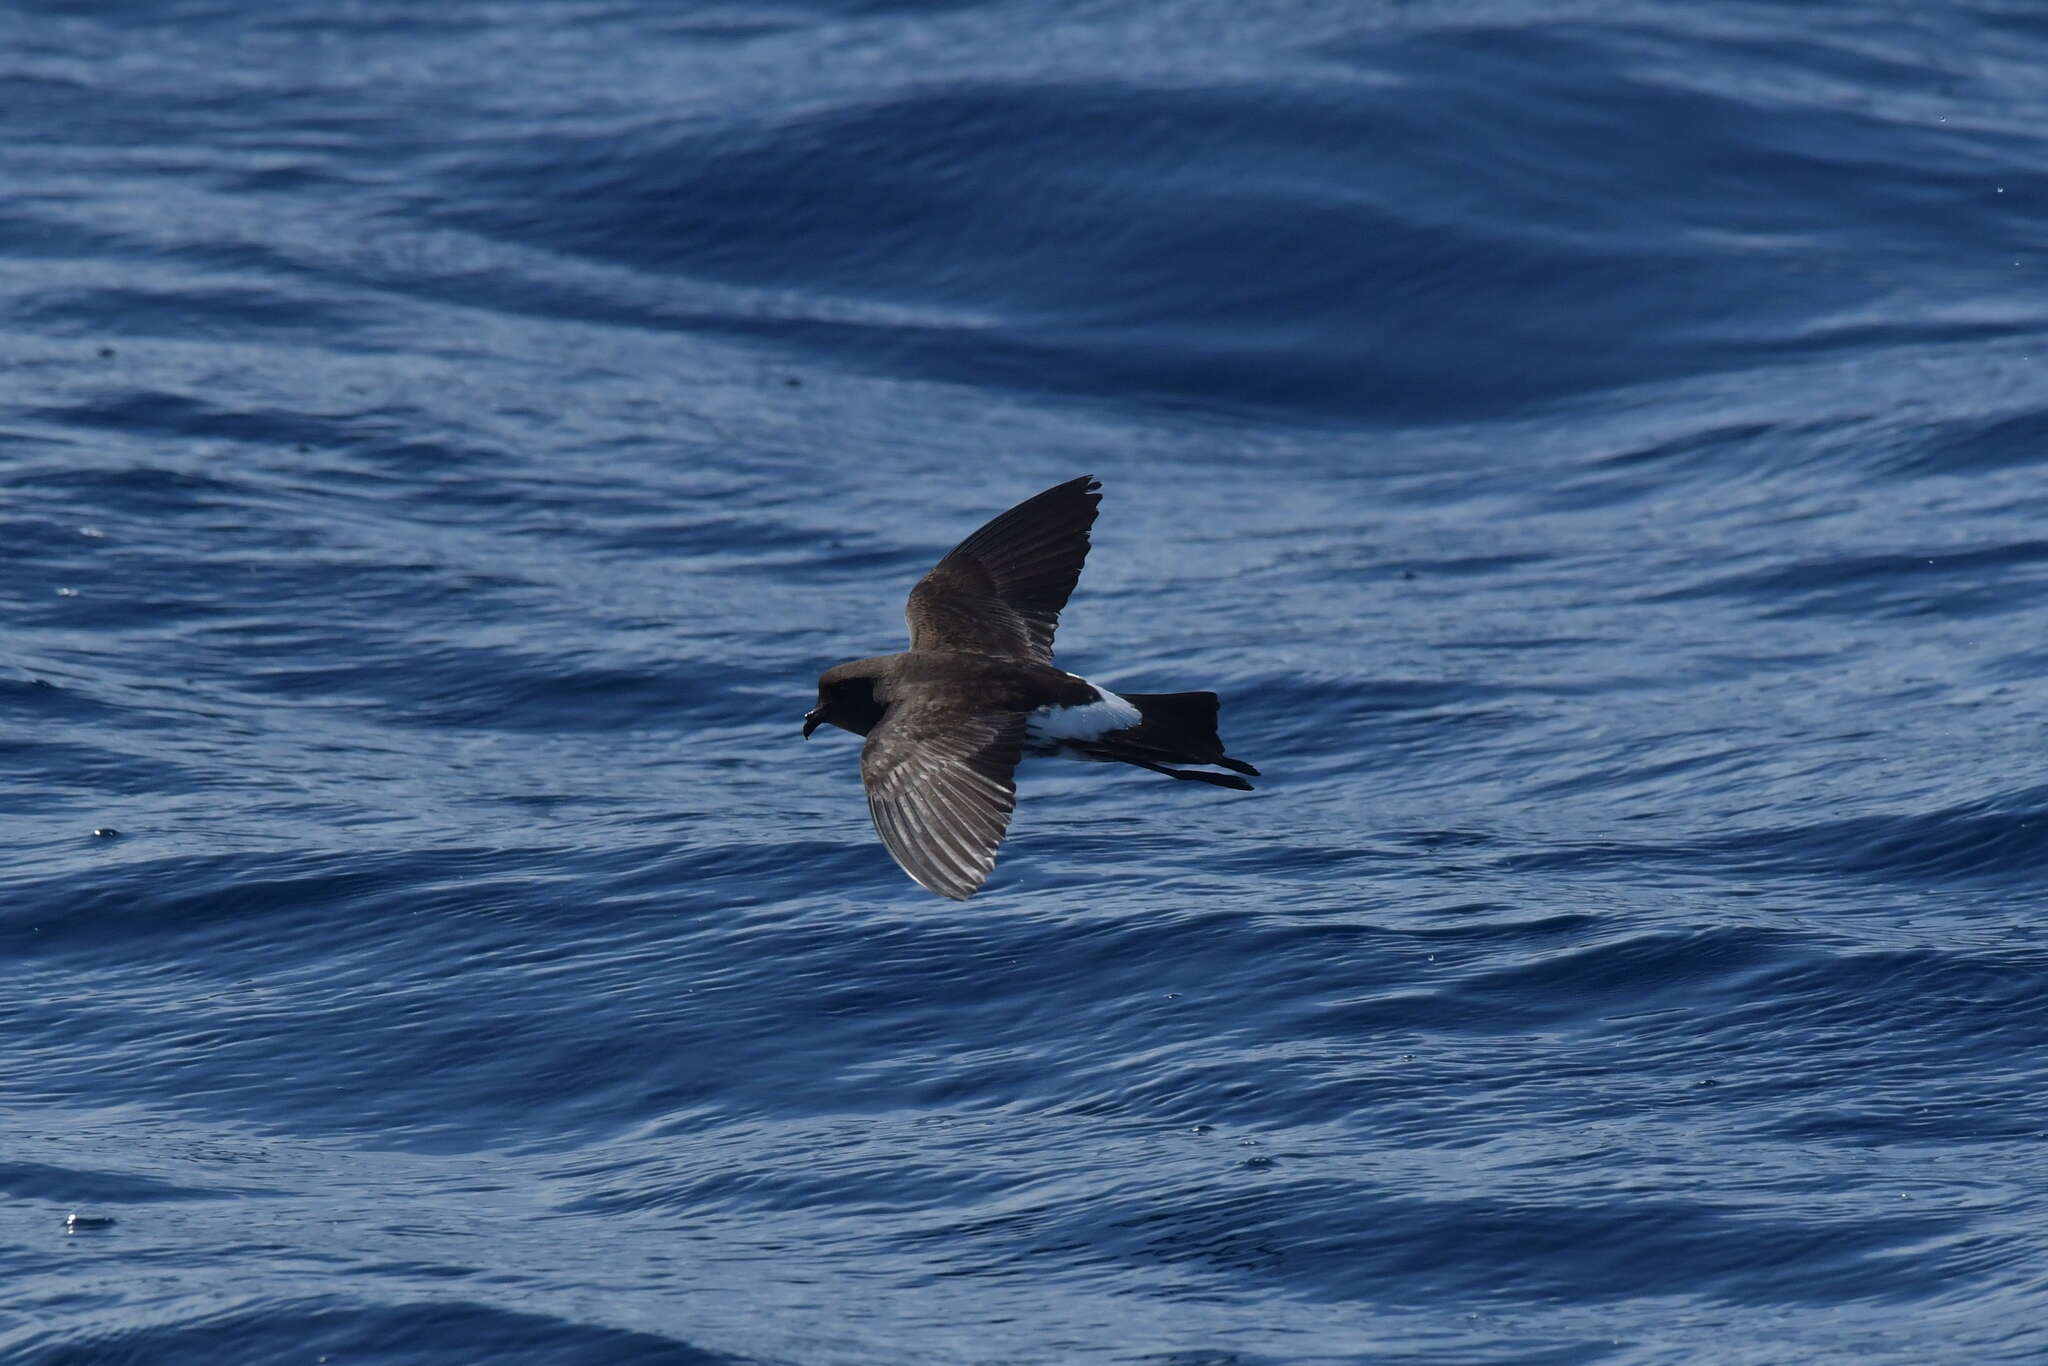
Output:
[{"left": 802, "top": 706, "right": 825, "bottom": 739}]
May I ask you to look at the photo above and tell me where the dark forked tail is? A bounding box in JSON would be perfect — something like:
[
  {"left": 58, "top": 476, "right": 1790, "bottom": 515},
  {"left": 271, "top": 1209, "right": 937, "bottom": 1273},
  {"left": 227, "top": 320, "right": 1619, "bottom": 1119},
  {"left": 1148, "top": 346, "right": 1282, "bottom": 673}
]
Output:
[
  {"left": 1119, "top": 692, "right": 1259, "bottom": 773},
  {"left": 1082, "top": 690, "right": 1260, "bottom": 790}
]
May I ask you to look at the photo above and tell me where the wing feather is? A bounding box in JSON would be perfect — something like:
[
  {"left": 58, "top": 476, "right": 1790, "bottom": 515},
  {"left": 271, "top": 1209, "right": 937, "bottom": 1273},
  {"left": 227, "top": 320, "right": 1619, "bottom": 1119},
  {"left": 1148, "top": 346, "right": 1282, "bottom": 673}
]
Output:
[
  {"left": 904, "top": 476, "right": 1101, "bottom": 661},
  {"left": 860, "top": 706, "right": 1026, "bottom": 900}
]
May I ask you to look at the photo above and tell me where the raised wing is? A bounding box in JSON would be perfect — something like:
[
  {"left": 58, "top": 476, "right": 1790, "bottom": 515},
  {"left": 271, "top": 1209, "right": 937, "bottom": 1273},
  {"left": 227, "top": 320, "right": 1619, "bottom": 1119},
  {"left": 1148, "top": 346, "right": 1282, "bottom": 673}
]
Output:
[
  {"left": 860, "top": 704, "right": 1027, "bottom": 900},
  {"left": 904, "top": 476, "right": 1101, "bottom": 662}
]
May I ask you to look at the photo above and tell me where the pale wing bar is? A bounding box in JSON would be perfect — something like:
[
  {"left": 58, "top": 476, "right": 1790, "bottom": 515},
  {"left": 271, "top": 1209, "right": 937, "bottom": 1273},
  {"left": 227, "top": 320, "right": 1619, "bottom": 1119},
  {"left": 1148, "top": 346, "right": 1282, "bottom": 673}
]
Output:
[{"left": 904, "top": 476, "right": 1102, "bottom": 661}]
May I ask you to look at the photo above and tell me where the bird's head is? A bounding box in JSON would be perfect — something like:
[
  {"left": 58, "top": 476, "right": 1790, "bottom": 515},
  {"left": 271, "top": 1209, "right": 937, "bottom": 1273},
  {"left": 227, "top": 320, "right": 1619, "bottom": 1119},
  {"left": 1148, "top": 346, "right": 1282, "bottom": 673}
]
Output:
[{"left": 804, "top": 665, "right": 884, "bottom": 739}]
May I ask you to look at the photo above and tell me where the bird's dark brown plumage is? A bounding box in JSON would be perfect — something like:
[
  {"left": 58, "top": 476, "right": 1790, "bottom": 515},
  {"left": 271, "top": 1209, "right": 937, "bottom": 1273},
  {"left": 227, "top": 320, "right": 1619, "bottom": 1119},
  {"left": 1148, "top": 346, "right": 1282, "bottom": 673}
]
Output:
[
  {"left": 860, "top": 705, "right": 1027, "bottom": 902},
  {"left": 903, "top": 475, "right": 1101, "bottom": 663},
  {"left": 806, "top": 476, "right": 1256, "bottom": 900}
]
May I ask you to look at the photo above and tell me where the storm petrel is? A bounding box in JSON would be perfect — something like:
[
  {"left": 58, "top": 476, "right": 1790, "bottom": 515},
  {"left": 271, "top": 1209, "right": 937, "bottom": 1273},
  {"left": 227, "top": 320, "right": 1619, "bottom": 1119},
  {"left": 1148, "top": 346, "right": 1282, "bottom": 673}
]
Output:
[{"left": 804, "top": 476, "right": 1259, "bottom": 900}]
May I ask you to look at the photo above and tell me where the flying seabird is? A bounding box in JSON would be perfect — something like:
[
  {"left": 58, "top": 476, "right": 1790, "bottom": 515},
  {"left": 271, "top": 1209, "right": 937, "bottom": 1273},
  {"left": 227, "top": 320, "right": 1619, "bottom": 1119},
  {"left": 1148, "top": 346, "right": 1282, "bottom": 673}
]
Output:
[{"left": 804, "top": 476, "right": 1258, "bottom": 899}]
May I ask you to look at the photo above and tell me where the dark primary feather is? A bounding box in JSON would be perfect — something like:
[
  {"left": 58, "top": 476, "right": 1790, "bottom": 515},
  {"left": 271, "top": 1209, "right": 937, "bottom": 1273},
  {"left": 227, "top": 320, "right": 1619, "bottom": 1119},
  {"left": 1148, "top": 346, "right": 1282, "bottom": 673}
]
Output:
[
  {"left": 860, "top": 705, "right": 1027, "bottom": 901},
  {"left": 904, "top": 476, "right": 1101, "bottom": 662}
]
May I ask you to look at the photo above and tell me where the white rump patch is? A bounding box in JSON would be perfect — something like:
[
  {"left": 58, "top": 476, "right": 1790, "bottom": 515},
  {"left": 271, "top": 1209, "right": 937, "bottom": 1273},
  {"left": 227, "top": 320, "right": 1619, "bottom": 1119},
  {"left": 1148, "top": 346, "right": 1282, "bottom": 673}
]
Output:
[{"left": 1026, "top": 679, "right": 1142, "bottom": 745}]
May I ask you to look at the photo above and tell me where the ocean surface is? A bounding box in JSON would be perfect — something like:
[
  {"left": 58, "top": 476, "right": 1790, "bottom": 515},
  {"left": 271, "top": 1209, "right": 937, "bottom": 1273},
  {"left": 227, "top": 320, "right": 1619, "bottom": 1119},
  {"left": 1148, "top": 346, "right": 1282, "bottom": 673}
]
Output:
[{"left": 6, "top": 1, "right": 2048, "bottom": 1361}]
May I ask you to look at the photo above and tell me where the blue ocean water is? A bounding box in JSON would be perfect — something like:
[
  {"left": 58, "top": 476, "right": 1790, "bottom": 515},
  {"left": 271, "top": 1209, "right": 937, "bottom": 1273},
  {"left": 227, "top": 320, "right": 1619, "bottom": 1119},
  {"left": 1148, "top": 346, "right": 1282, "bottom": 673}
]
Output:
[{"left": 6, "top": 0, "right": 2048, "bottom": 1360}]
